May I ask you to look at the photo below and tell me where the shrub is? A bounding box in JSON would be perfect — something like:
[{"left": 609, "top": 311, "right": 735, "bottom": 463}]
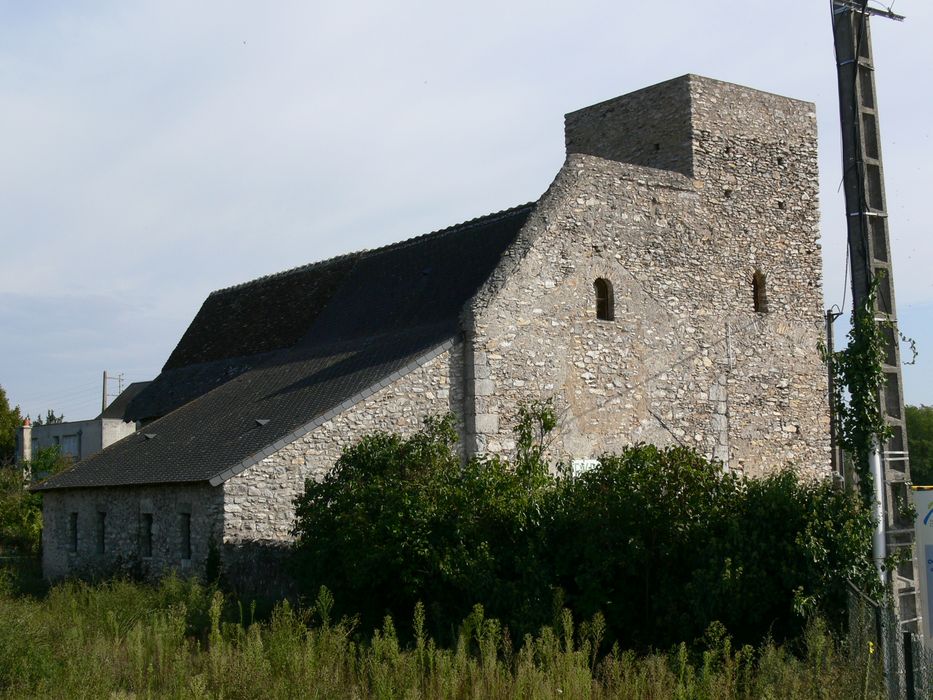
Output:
[
  {"left": 291, "top": 410, "right": 876, "bottom": 649},
  {"left": 549, "top": 448, "right": 875, "bottom": 649},
  {"left": 0, "top": 446, "right": 72, "bottom": 556},
  {"left": 290, "top": 415, "right": 555, "bottom": 641},
  {"left": 0, "top": 466, "right": 42, "bottom": 555}
]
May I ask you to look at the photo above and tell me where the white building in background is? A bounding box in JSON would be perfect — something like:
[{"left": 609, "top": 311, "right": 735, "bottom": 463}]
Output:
[{"left": 17, "top": 382, "right": 150, "bottom": 464}]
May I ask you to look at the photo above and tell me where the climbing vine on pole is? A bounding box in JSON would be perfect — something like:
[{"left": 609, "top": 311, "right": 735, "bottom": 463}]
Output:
[{"left": 821, "top": 274, "right": 914, "bottom": 505}]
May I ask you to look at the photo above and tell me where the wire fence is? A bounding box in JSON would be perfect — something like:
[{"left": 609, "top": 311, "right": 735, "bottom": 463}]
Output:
[{"left": 849, "top": 583, "right": 933, "bottom": 699}]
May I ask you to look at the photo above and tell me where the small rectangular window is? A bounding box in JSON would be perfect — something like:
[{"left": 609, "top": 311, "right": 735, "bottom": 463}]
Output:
[
  {"left": 140, "top": 513, "right": 153, "bottom": 558},
  {"left": 68, "top": 512, "right": 78, "bottom": 553},
  {"left": 61, "top": 434, "right": 79, "bottom": 458},
  {"left": 180, "top": 513, "right": 191, "bottom": 560},
  {"left": 96, "top": 512, "right": 106, "bottom": 554}
]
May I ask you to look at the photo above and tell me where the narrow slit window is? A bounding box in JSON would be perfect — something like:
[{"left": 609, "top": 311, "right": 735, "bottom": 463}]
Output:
[
  {"left": 141, "top": 513, "right": 153, "bottom": 558},
  {"left": 68, "top": 512, "right": 78, "bottom": 553},
  {"left": 96, "top": 511, "right": 106, "bottom": 554},
  {"left": 594, "top": 278, "right": 614, "bottom": 321},
  {"left": 180, "top": 513, "right": 192, "bottom": 560},
  {"left": 752, "top": 270, "right": 769, "bottom": 313}
]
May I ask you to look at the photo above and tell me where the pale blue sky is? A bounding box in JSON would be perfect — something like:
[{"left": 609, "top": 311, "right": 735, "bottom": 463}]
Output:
[{"left": 1, "top": 1, "right": 931, "bottom": 420}]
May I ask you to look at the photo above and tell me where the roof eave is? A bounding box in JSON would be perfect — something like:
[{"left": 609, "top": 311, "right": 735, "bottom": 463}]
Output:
[{"left": 207, "top": 337, "right": 458, "bottom": 486}]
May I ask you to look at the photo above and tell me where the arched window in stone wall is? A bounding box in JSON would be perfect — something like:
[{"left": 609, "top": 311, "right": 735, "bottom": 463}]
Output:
[
  {"left": 752, "top": 270, "right": 769, "bottom": 313},
  {"left": 594, "top": 278, "right": 614, "bottom": 321}
]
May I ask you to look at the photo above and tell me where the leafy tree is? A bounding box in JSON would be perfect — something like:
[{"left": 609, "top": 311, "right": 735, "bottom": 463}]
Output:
[
  {"left": 0, "top": 446, "right": 71, "bottom": 555},
  {"left": 32, "top": 409, "right": 64, "bottom": 427},
  {"left": 24, "top": 445, "right": 72, "bottom": 481},
  {"left": 0, "top": 466, "right": 42, "bottom": 555},
  {"left": 907, "top": 405, "right": 933, "bottom": 485},
  {"left": 0, "top": 386, "right": 23, "bottom": 466}
]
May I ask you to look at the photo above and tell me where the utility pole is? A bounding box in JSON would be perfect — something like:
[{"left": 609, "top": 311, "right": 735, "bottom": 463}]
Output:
[
  {"left": 101, "top": 371, "right": 126, "bottom": 413},
  {"left": 830, "top": 0, "right": 919, "bottom": 639}
]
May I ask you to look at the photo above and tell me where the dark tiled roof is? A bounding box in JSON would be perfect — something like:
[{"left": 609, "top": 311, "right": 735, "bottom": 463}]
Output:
[
  {"left": 125, "top": 352, "right": 276, "bottom": 423},
  {"left": 165, "top": 254, "right": 358, "bottom": 369},
  {"left": 98, "top": 381, "right": 151, "bottom": 420},
  {"left": 36, "top": 204, "right": 533, "bottom": 490},
  {"left": 125, "top": 255, "right": 358, "bottom": 422}
]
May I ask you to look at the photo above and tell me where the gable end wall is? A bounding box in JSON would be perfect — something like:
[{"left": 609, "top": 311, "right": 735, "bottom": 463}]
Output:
[
  {"left": 465, "top": 78, "right": 829, "bottom": 477},
  {"left": 221, "top": 346, "right": 463, "bottom": 559}
]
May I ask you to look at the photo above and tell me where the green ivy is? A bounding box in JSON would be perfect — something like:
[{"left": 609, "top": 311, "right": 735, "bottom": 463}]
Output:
[{"left": 821, "top": 276, "right": 896, "bottom": 504}]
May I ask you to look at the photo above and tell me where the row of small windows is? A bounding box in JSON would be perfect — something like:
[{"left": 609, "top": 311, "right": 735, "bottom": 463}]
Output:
[
  {"left": 67, "top": 510, "right": 191, "bottom": 560},
  {"left": 592, "top": 271, "right": 768, "bottom": 320}
]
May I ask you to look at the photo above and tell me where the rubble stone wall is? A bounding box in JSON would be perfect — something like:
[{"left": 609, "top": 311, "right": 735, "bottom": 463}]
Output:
[
  {"left": 466, "top": 75, "right": 830, "bottom": 478},
  {"left": 222, "top": 346, "right": 461, "bottom": 546},
  {"left": 41, "top": 483, "right": 221, "bottom": 580}
]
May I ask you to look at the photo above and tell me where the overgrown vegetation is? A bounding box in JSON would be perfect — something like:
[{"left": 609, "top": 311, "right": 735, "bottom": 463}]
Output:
[
  {"left": 291, "top": 413, "right": 554, "bottom": 645},
  {"left": 906, "top": 404, "right": 933, "bottom": 485},
  {"left": 292, "top": 407, "right": 877, "bottom": 651},
  {"left": 0, "top": 392, "right": 889, "bottom": 695},
  {"left": 0, "top": 467, "right": 41, "bottom": 556},
  {"left": 0, "top": 385, "right": 21, "bottom": 466},
  {"left": 0, "top": 574, "right": 885, "bottom": 699},
  {"left": 0, "top": 446, "right": 70, "bottom": 556},
  {"left": 822, "top": 280, "right": 894, "bottom": 504},
  {"left": 822, "top": 274, "right": 919, "bottom": 502}
]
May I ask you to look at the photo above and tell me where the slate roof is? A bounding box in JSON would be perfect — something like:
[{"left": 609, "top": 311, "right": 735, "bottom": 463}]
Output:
[
  {"left": 98, "top": 382, "right": 152, "bottom": 421},
  {"left": 36, "top": 203, "right": 533, "bottom": 491}
]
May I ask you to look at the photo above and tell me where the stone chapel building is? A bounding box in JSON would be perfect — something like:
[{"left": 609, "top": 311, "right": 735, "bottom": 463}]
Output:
[{"left": 35, "top": 75, "right": 831, "bottom": 582}]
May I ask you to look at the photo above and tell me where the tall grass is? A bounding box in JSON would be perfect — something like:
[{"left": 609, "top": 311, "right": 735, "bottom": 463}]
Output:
[{"left": 0, "top": 571, "right": 884, "bottom": 699}]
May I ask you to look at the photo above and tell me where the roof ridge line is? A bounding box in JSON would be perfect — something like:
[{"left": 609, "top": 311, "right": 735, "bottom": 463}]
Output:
[
  {"left": 356, "top": 202, "right": 536, "bottom": 260},
  {"left": 207, "top": 202, "right": 536, "bottom": 296},
  {"left": 209, "top": 250, "right": 360, "bottom": 296}
]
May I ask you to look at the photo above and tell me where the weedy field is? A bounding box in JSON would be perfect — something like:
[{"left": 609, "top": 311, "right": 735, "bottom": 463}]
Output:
[{"left": 0, "top": 572, "right": 884, "bottom": 700}]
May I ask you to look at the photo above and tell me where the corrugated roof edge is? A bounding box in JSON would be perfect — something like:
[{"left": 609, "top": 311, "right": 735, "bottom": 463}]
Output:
[
  {"left": 206, "top": 203, "right": 536, "bottom": 297},
  {"left": 207, "top": 336, "right": 458, "bottom": 486}
]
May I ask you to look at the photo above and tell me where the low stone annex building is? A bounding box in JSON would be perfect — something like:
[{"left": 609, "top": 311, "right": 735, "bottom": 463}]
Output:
[{"left": 36, "top": 74, "right": 831, "bottom": 584}]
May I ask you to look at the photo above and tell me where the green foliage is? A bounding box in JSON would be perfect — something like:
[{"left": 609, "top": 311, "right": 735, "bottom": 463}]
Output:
[
  {"left": 0, "top": 576, "right": 886, "bottom": 698},
  {"left": 0, "top": 447, "right": 71, "bottom": 555},
  {"left": 290, "top": 414, "right": 555, "bottom": 641},
  {"left": 32, "top": 409, "right": 64, "bottom": 427},
  {"left": 0, "top": 386, "right": 21, "bottom": 466},
  {"left": 821, "top": 275, "right": 915, "bottom": 504},
  {"left": 550, "top": 448, "right": 875, "bottom": 649},
  {"left": 292, "top": 406, "right": 876, "bottom": 651},
  {"left": 906, "top": 405, "right": 933, "bottom": 485},
  {"left": 822, "top": 282, "right": 889, "bottom": 502},
  {"left": 0, "top": 467, "right": 42, "bottom": 556},
  {"left": 23, "top": 444, "right": 71, "bottom": 481}
]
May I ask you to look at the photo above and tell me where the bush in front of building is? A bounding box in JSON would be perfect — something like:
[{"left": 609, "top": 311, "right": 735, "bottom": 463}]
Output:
[
  {"left": 549, "top": 448, "right": 876, "bottom": 650},
  {"left": 290, "top": 414, "right": 555, "bottom": 643},
  {"left": 290, "top": 411, "right": 877, "bottom": 650}
]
